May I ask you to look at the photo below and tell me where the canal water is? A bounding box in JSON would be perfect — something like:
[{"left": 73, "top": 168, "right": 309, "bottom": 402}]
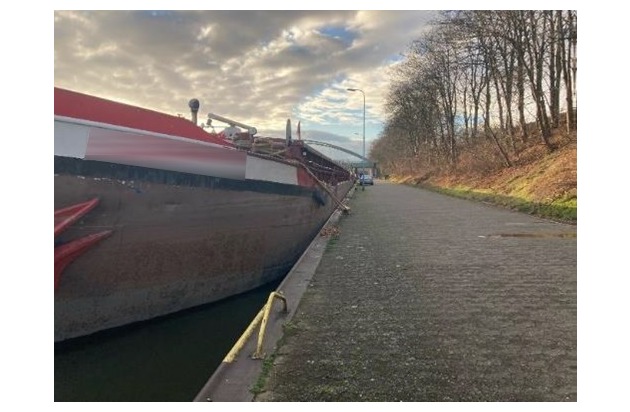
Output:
[{"left": 54, "top": 280, "right": 280, "bottom": 402}]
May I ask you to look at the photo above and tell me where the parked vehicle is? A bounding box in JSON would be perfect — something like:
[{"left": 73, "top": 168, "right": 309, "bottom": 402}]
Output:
[{"left": 359, "top": 174, "right": 374, "bottom": 185}]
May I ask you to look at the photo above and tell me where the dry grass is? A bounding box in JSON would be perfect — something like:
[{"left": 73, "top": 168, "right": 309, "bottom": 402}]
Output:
[{"left": 391, "top": 129, "right": 577, "bottom": 223}]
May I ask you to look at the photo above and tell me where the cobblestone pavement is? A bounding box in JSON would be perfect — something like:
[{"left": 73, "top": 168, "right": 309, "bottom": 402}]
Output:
[{"left": 255, "top": 181, "right": 577, "bottom": 402}]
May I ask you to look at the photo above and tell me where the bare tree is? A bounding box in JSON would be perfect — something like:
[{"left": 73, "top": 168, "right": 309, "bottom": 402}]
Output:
[
  {"left": 561, "top": 10, "right": 577, "bottom": 132},
  {"left": 371, "top": 10, "right": 577, "bottom": 177}
]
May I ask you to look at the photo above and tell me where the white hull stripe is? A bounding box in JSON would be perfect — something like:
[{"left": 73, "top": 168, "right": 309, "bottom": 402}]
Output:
[
  {"left": 55, "top": 118, "right": 300, "bottom": 185},
  {"left": 54, "top": 115, "right": 229, "bottom": 149}
]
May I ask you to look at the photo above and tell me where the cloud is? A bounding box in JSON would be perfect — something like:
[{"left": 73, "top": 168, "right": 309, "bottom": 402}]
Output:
[{"left": 54, "top": 10, "right": 437, "bottom": 153}]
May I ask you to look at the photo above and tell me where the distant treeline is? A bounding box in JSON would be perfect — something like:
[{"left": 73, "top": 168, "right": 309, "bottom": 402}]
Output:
[{"left": 372, "top": 11, "right": 577, "bottom": 175}]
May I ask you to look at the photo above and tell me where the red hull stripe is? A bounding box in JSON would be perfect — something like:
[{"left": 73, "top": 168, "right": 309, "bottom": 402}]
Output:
[
  {"left": 54, "top": 230, "right": 113, "bottom": 290},
  {"left": 54, "top": 198, "right": 100, "bottom": 238},
  {"left": 54, "top": 87, "right": 229, "bottom": 146}
]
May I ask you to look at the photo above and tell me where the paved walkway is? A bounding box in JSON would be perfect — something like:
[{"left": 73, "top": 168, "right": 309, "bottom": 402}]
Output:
[{"left": 255, "top": 181, "right": 577, "bottom": 402}]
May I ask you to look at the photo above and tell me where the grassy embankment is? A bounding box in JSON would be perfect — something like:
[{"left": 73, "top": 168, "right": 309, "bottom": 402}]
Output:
[{"left": 389, "top": 135, "right": 577, "bottom": 224}]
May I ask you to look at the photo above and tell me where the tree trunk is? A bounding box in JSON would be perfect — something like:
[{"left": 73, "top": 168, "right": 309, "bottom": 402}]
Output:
[
  {"left": 525, "top": 11, "right": 553, "bottom": 149},
  {"left": 564, "top": 10, "right": 577, "bottom": 132},
  {"left": 548, "top": 11, "right": 561, "bottom": 128}
]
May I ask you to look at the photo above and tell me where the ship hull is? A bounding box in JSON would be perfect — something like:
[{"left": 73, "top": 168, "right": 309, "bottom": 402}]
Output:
[{"left": 55, "top": 157, "right": 352, "bottom": 342}]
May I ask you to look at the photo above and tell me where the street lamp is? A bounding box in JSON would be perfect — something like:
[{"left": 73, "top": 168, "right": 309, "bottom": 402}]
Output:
[{"left": 346, "top": 88, "right": 365, "bottom": 159}]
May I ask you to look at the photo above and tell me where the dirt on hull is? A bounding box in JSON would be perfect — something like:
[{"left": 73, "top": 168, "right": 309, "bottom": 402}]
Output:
[{"left": 54, "top": 172, "right": 353, "bottom": 342}]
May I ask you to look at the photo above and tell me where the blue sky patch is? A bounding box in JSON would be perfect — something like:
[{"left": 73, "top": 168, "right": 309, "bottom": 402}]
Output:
[
  {"left": 318, "top": 26, "right": 357, "bottom": 46},
  {"left": 136, "top": 10, "right": 177, "bottom": 20}
]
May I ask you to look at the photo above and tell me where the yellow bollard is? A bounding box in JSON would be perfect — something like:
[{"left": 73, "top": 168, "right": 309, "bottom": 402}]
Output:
[
  {"left": 223, "top": 309, "right": 264, "bottom": 363},
  {"left": 252, "top": 292, "right": 288, "bottom": 359}
]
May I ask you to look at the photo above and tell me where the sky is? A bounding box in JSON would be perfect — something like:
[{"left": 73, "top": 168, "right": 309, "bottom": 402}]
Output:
[{"left": 54, "top": 9, "right": 438, "bottom": 160}]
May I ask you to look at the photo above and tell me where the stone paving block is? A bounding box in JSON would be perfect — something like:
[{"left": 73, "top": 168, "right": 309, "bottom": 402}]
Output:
[{"left": 256, "top": 181, "right": 577, "bottom": 402}]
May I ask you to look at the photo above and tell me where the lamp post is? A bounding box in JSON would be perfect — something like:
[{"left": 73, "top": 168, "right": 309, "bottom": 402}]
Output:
[{"left": 346, "top": 88, "right": 365, "bottom": 160}]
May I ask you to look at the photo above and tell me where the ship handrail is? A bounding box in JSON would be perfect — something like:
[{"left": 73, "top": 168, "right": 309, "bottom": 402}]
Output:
[
  {"left": 244, "top": 144, "right": 352, "bottom": 213},
  {"left": 289, "top": 159, "right": 351, "bottom": 213}
]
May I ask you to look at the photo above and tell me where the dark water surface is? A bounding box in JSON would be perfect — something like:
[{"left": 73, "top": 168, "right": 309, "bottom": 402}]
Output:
[{"left": 54, "top": 281, "right": 279, "bottom": 402}]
